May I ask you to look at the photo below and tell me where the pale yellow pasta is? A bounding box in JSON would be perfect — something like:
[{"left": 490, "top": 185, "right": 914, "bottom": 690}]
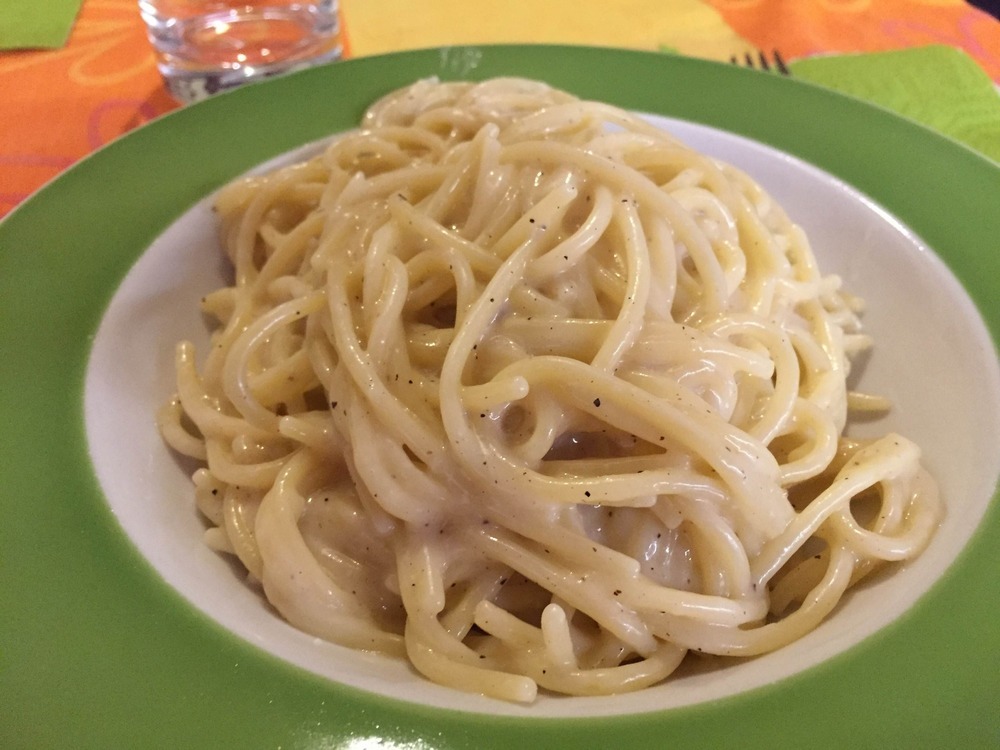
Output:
[{"left": 158, "top": 77, "right": 941, "bottom": 702}]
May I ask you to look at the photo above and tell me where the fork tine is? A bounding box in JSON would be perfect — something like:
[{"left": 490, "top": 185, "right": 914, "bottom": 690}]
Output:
[
  {"left": 730, "top": 49, "right": 791, "bottom": 76},
  {"left": 772, "top": 49, "right": 791, "bottom": 75}
]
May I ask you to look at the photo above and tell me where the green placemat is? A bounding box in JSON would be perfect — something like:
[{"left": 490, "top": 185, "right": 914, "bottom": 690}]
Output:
[
  {"left": 0, "top": 0, "right": 85, "bottom": 50},
  {"left": 790, "top": 44, "right": 1000, "bottom": 163}
]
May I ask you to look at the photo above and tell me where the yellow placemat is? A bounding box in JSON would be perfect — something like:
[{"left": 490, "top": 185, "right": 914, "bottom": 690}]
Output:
[{"left": 341, "top": 0, "right": 755, "bottom": 60}]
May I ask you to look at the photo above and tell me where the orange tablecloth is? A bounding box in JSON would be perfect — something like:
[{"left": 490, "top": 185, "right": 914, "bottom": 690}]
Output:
[{"left": 1, "top": 0, "right": 998, "bottom": 219}]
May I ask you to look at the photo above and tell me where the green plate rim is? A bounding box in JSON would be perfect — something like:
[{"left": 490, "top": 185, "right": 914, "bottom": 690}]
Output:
[{"left": 1, "top": 44, "right": 998, "bottom": 749}]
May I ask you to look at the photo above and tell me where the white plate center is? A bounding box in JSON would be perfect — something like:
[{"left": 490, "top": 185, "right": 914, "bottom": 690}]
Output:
[{"left": 84, "top": 116, "right": 1000, "bottom": 718}]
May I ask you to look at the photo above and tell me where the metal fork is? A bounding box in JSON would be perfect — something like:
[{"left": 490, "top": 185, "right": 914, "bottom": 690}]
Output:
[{"left": 730, "top": 49, "right": 791, "bottom": 75}]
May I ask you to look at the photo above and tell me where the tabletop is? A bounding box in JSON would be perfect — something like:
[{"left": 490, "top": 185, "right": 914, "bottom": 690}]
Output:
[{"left": 1, "top": 0, "right": 999, "bottom": 220}]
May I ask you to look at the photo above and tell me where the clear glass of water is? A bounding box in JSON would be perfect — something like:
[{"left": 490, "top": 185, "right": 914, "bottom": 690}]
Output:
[{"left": 139, "top": 1, "right": 343, "bottom": 103}]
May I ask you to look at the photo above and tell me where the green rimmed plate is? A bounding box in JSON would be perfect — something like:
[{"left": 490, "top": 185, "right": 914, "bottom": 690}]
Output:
[{"left": 1, "top": 45, "right": 998, "bottom": 749}]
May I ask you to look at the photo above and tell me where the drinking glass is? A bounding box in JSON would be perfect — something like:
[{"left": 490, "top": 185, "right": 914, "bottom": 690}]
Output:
[{"left": 139, "top": 1, "right": 343, "bottom": 102}]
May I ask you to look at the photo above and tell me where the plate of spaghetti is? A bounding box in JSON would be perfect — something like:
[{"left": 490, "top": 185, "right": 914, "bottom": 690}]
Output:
[{"left": 1, "top": 46, "right": 998, "bottom": 749}]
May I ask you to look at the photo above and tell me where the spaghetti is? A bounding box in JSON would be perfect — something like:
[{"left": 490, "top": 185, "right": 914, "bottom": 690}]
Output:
[{"left": 158, "top": 77, "right": 941, "bottom": 702}]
